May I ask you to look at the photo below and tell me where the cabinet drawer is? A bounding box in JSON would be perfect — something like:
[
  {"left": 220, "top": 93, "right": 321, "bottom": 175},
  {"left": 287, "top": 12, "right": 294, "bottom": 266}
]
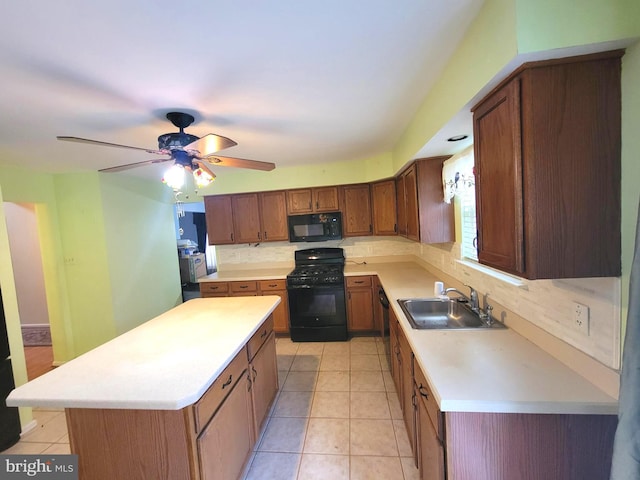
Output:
[
  {"left": 259, "top": 279, "right": 286, "bottom": 291},
  {"left": 200, "top": 282, "right": 229, "bottom": 294},
  {"left": 247, "top": 315, "right": 274, "bottom": 361},
  {"left": 193, "top": 348, "right": 248, "bottom": 433},
  {"left": 230, "top": 281, "right": 258, "bottom": 293},
  {"left": 346, "top": 276, "right": 372, "bottom": 288},
  {"left": 414, "top": 363, "right": 443, "bottom": 440}
]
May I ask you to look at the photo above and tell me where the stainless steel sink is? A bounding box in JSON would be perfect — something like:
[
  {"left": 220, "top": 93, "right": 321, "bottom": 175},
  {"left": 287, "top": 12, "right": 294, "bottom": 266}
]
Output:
[{"left": 397, "top": 298, "right": 506, "bottom": 330}]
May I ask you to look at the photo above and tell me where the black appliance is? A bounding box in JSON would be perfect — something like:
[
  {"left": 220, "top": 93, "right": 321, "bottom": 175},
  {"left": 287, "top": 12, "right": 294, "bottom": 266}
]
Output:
[
  {"left": 287, "top": 248, "right": 348, "bottom": 342},
  {"left": 378, "top": 287, "right": 391, "bottom": 369},
  {"left": 0, "top": 289, "right": 21, "bottom": 451},
  {"left": 287, "top": 212, "right": 342, "bottom": 243}
]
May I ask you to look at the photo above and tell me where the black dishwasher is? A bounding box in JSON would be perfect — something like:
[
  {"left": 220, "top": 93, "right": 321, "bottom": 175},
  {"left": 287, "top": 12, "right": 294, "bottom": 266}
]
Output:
[{"left": 378, "top": 287, "right": 391, "bottom": 369}]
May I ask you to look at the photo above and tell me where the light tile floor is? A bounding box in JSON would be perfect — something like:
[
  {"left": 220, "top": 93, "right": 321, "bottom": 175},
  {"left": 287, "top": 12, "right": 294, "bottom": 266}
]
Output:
[
  {"left": 242, "top": 336, "right": 420, "bottom": 480},
  {"left": 2, "top": 336, "right": 419, "bottom": 480},
  {"left": 1, "top": 407, "right": 70, "bottom": 455}
]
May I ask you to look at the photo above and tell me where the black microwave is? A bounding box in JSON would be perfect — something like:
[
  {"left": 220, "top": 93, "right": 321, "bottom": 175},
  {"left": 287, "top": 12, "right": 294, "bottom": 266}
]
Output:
[{"left": 288, "top": 212, "right": 342, "bottom": 242}]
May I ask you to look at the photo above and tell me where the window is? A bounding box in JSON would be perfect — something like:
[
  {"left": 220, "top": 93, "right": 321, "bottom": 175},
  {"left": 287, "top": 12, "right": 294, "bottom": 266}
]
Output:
[{"left": 442, "top": 145, "right": 477, "bottom": 260}]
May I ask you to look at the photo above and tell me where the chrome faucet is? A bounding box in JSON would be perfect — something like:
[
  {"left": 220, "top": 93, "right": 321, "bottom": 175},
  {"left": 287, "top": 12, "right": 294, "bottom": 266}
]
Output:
[{"left": 442, "top": 285, "right": 479, "bottom": 312}]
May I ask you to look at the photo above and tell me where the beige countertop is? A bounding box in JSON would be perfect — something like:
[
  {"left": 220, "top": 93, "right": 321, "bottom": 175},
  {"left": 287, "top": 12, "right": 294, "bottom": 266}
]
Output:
[
  {"left": 7, "top": 296, "right": 280, "bottom": 410},
  {"left": 202, "top": 261, "right": 618, "bottom": 415}
]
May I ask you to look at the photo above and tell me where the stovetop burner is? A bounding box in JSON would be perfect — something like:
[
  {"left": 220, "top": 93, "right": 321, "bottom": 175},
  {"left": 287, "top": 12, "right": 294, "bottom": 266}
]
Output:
[{"left": 287, "top": 248, "right": 345, "bottom": 287}]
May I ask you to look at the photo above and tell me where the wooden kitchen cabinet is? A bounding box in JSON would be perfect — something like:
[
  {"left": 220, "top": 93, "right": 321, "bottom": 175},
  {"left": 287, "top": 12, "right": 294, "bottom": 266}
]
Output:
[
  {"left": 205, "top": 191, "right": 288, "bottom": 245},
  {"left": 371, "top": 179, "right": 397, "bottom": 236},
  {"left": 259, "top": 191, "right": 288, "bottom": 241},
  {"left": 248, "top": 330, "right": 278, "bottom": 436},
  {"left": 341, "top": 184, "right": 373, "bottom": 237},
  {"left": 346, "top": 276, "right": 375, "bottom": 332},
  {"left": 198, "top": 362, "right": 254, "bottom": 480},
  {"left": 396, "top": 164, "right": 420, "bottom": 241},
  {"left": 472, "top": 50, "right": 622, "bottom": 279},
  {"left": 259, "top": 279, "right": 289, "bottom": 334},
  {"left": 231, "top": 193, "right": 262, "bottom": 244},
  {"left": 229, "top": 281, "right": 259, "bottom": 296},
  {"left": 416, "top": 157, "right": 454, "bottom": 244},
  {"left": 397, "top": 324, "right": 416, "bottom": 461},
  {"left": 204, "top": 195, "right": 235, "bottom": 245},
  {"left": 286, "top": 186, "right": 340, "bottom": 214},
  {"left": 414, "top": 363, "right": 445, "bottom": 480},
  {"left": 200, "top": 281, "right": 229, "bottom": 297}
]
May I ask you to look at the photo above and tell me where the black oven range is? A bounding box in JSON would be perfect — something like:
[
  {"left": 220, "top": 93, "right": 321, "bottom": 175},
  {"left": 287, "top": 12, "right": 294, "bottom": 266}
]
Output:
[{"left": 286, "top": 247, "right": 348, "bottom": 342}]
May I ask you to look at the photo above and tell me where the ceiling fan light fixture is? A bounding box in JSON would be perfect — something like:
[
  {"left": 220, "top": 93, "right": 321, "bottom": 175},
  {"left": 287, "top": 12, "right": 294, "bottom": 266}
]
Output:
[
  {"left": 162, "top": 164, "right": 186, "bottom": 190},
  {"left": 193, "top": 167, "right": 216, "bottom": 187}
]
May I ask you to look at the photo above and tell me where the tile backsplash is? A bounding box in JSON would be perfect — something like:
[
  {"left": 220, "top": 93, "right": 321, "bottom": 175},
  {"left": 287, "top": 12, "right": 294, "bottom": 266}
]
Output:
[{"left": 216, "top": 237, "right": 621, "bottom": 370}]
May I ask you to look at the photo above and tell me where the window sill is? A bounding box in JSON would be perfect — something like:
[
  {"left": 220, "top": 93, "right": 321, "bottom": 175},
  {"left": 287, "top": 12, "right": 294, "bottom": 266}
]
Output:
[{"left": 456, "top": 259, "right": 529, "bottom": 290}]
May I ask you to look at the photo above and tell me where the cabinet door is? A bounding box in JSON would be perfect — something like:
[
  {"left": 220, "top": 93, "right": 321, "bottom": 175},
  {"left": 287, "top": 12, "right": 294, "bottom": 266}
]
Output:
[
  {"left": 473, "top": 79, "right": 524, "bottom": 275},
  {"left": 232, "top": 193, "right": 262, "bottom": 244},
  {"left": 416, "top": 157, "right": 454, "bottom": 244},
  {"left": 342, "top": 184, "right": 372, "bottom": 237},
  {"left": 198, "top": 375, "right": 253, "bottom": 480},
  {"left": 313, "top": 186, "right": 340, "bottom": 212},
  {"left": 417, "top": 394, "right": 446, "bottom": 480},
  {"left": 204, "top": 195, "right": 235, "bottom": 245},
  {"left": 371, "top": 180, "right": 398, "bottom": 236},
  {"left": 398, "top": 327, "right": 416, "bottom": 460},
  {"left": 250, "top": 331, "right": 278, "bottom": 435},
  {"left": 287, "top": 189, "right": 313, "bottom": 214},
  {"left": 396, "top": 175, "right": 407, "bottom": 236},
  {"left": 259, "top": 191, "right": 288, "bottom": 242},
  {"left": 404, "top": 165, "right": 420, "bottom": 241},
  {"left": 346, "top": 276, "right": 374, "bottom": 332},
  {"left": 259, "top": 280, "right": 289, "bottom": 334}
]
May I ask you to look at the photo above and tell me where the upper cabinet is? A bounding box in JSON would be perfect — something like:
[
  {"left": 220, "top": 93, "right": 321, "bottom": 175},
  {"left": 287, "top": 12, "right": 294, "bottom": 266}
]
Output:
[
  {"left": 472, "top": 51, "right": 622, "bottom": 279},
  {"left": 204, "top": 195, "right": 235, "bottom": 245},
  {"left": 416, "top": 157, "right": 454, "bottom": 244},
  {"left": 396, "top": 164, "right": 419, "bottom": 241},
  {"left": 371, "top": 179, "right": 398, "bottom": 236},
  {"left": 205, "top": 191, "right": 288, "bottom": 245},
  {"left": 341, "top": 184, "right": 372, "bottom": 237},
  {"left": 286, "top": 187, "right": 340, "bottom": 214}
]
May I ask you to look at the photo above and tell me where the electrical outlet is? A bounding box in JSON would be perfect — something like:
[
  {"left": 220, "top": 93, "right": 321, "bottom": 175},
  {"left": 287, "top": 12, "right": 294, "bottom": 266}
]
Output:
[{"left": 572, "top": 302, "right": 590, "bottom": 335}]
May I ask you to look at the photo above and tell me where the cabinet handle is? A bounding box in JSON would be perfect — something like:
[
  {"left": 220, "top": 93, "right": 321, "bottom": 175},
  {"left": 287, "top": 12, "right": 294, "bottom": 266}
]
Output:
[
  {"left": 369, "top": 224, "right": 372, "bottom": 233},
  {"left": 308, "top": 201, "right": 312, "bottom": 209},
  {"left": 258, "top": 231, "right": 261, "bottom": 241},
  {"left": 222, "top": 374, "right": 233, "bottom": 389},
  {"left": 354, "top": 280, "right": 364, "bottom": 284},
  {"left": 240, "top": 285, "right": 248, "bottom": 289},
  {"left": 264, "top": 231, "right": 268, "bottom": 240},
  {"left": 316, "top": 201, "right": 319, "bottom": 209},
  {"left": 268, "top": 284, "right": 277, "bottom": 288},
  {"left": 394, "top": 223, "right": 397, "bottom": 233},
  {"left": 231, "top": 232, "right": 234, "bottom": 242},
  {"left": 252, "top": 366, "right": 258, "bottom": 381},
  {"left": 418, "top": 384, "right": 429, "bottom": 399},
  {"left": 260, "top": 329, "right": 267, "bottom": 339}
]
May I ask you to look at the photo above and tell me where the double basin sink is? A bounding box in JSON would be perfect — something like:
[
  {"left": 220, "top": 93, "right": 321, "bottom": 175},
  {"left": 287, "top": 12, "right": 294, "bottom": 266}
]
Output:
[{"left": 397, "top": 297, "right": 506, "bottom": 330}]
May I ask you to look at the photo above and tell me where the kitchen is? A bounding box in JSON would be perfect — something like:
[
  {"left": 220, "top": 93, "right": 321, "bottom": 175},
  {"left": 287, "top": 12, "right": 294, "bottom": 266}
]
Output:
[{"left": 1, "top": 1, "right": 639, "bottom": 479}]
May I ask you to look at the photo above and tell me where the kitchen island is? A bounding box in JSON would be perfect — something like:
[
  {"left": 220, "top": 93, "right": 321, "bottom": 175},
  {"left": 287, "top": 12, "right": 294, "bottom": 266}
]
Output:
[{"left": 7, "top": 296, "right": 281, "bottom": 480}]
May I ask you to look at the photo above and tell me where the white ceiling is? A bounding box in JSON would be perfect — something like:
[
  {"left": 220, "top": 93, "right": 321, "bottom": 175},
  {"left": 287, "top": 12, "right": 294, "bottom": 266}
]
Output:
[{"left": 0, "top": 0, "right": 485, "bottom": 180}]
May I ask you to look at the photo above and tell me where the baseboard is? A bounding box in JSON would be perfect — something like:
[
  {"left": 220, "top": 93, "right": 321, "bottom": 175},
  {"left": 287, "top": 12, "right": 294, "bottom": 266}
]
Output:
[{"left": 21, "top": 324, "right": 52, "bottom": 346}]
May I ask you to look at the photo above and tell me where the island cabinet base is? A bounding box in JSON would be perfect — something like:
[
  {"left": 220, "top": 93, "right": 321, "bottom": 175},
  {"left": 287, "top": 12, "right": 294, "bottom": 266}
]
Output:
[
  {"left": 444, "top": 412, "right": 617, "bottom": 480},
  {"left": 66, "top": 408, "right": 198, "bottom": 480},
  {"left": 66, "top": 315, "right": 278, "bottom": 480}
]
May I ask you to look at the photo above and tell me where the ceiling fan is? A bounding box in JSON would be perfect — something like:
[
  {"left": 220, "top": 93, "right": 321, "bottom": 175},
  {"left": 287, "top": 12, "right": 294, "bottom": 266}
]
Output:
[{"left": 57, "top": 111, "right": 275, "bottom": 189}]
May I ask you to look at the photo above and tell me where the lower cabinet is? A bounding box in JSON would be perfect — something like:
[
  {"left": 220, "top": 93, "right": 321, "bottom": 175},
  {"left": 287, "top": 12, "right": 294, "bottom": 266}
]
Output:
[
  {"left": 66, "top": 316, "right": 279, "bottom": 480},
  {"left": 198, "top": 372, "right": 254, "bottom": 480},
  {"left": 346, "top": 276, "right": 375, "bottom": 333},
  {"left": 201, "top": 280, "right": 290, "bottom": 334},
  {"left": 410, "top": 360, "right": 617, "bottom": 480}
]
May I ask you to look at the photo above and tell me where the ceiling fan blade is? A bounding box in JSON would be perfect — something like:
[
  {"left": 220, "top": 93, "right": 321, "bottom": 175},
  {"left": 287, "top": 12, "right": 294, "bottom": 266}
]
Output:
[
  {"left": 99, "top": 158, "right": 173, "bottom": 173},
  {"left": 204, "top": 155, "right": 275, "bottom": 172},
  {"left": 185, "top": 133, "right": 237, "bottom": 157},
  {"left": 57, "top": 136, "right": 166, "bottom": 155}
]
